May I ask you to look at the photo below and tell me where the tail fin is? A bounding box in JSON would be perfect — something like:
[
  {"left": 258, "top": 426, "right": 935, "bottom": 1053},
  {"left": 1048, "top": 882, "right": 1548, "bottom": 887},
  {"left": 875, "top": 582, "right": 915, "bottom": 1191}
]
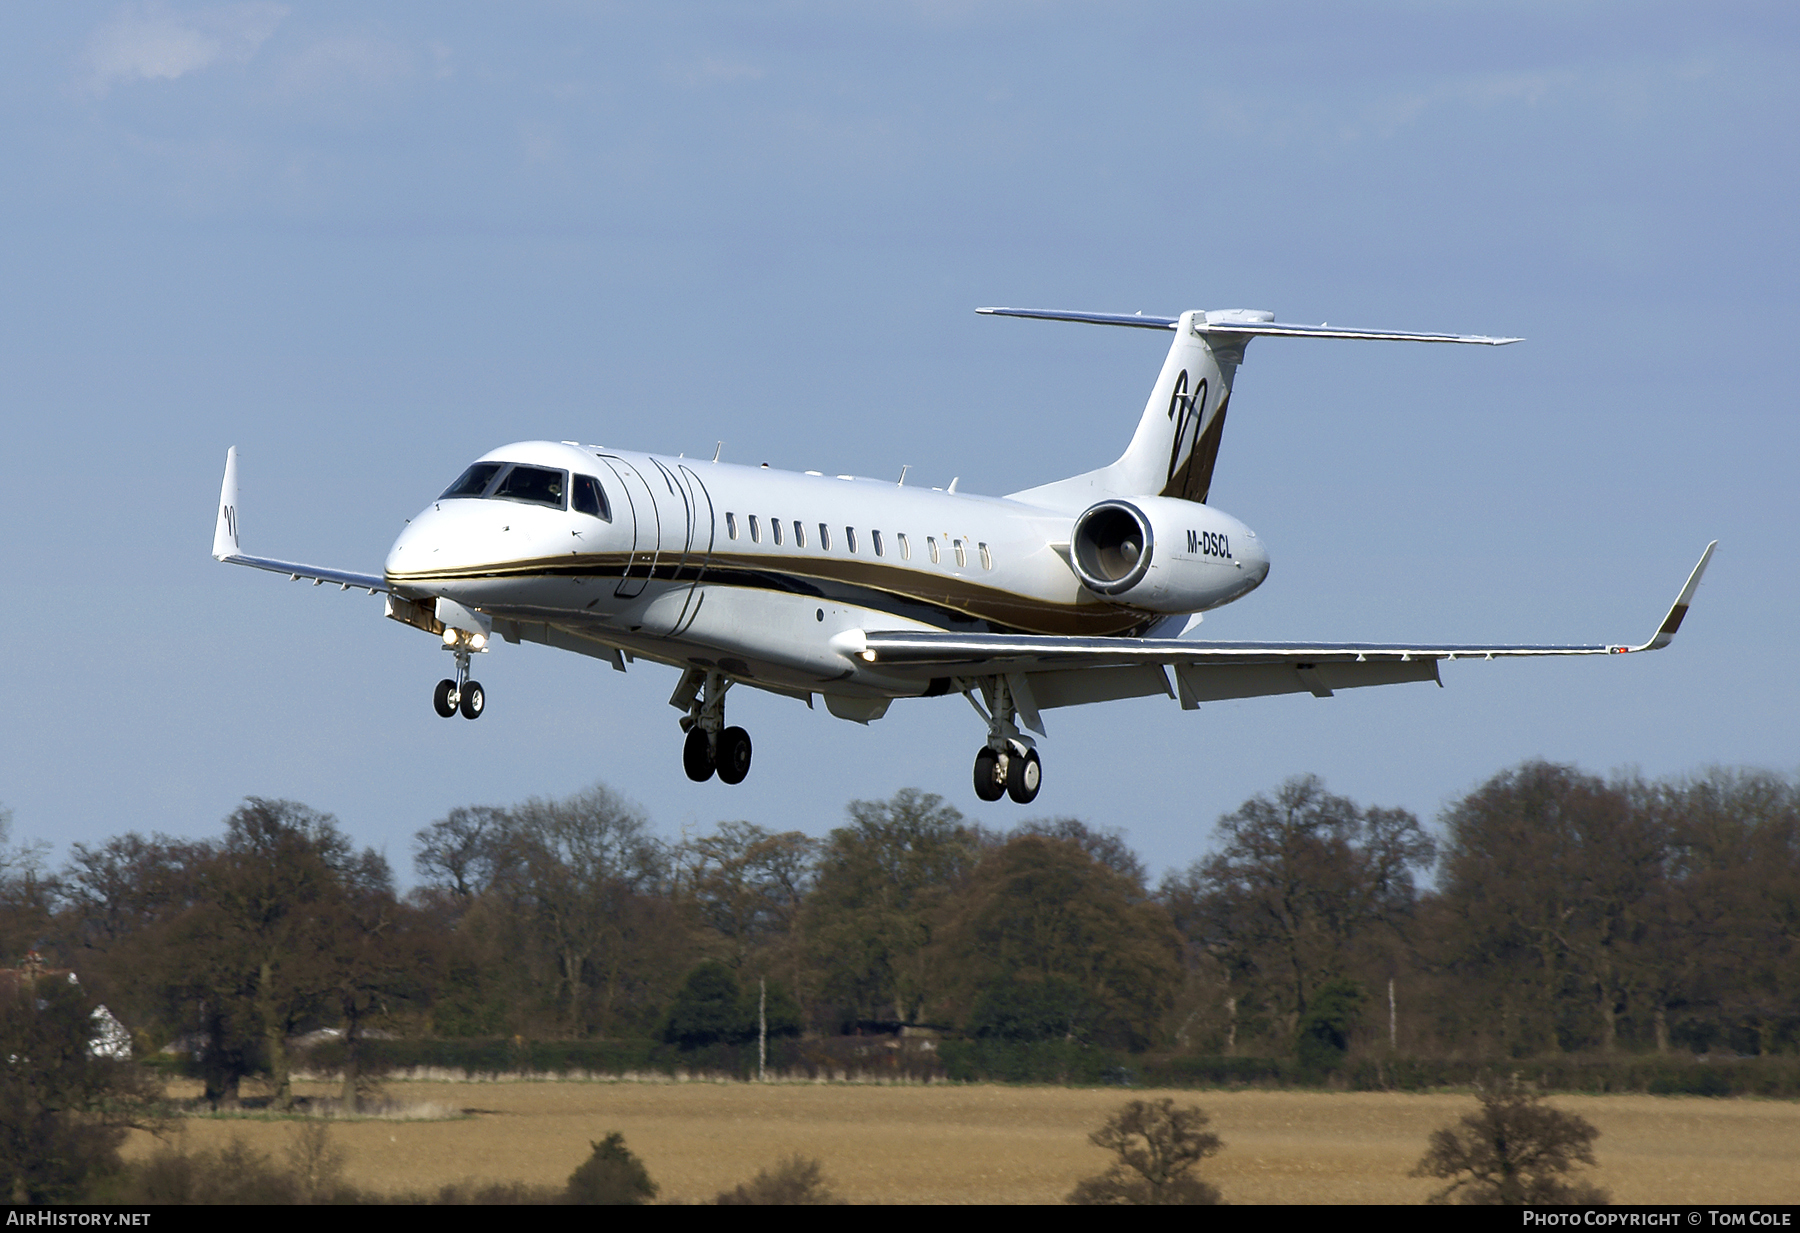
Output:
[
  {"left": 990, "top": 305, "right": 1519, "bottom": 510},
  {"left": 1006, "top": 309, "right": 1246, "bottom": 507},
  {"left": 1123, "top": 310, "right": 1243, "bottom": 503}
]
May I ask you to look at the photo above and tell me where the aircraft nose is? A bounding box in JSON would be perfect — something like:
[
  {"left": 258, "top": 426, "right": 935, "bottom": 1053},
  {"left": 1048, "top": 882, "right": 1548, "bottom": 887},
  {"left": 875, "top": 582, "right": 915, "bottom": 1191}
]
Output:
[{"left": 385, "top": 512, "right": 432, "bottom": 577}]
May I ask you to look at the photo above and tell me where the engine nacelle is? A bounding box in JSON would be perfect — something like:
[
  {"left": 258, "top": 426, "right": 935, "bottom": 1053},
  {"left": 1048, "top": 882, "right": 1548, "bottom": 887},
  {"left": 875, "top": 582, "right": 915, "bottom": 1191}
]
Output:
[{"left": 1068, "top": 496, "right": 1268, "bottom": 613}]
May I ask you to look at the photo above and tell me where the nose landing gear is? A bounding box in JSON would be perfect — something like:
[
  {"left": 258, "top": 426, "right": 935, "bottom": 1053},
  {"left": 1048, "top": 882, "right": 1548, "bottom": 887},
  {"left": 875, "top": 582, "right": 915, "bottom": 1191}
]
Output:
[
  {"left": 433, "top": 629, "right": 486, "bottom": 720},
  {"left": 674, "top": 668, "right": 752, "bottom": 785},
  {"left": 966, "top": 678, "right": 1042, "bottom": 804}
]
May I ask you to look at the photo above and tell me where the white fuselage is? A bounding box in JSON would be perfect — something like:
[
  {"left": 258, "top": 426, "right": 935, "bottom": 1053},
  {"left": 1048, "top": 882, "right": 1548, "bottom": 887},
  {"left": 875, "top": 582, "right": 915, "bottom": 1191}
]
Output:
[{"left": 383, "top": 440, "right": 1269, "bottom": 703}]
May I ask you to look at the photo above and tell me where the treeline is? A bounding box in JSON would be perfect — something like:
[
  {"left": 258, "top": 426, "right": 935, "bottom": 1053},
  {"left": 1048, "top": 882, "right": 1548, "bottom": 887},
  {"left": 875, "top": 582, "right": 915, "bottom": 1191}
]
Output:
[{"left": 1, "top": 761, "right": 1795, "bottom": 1100}]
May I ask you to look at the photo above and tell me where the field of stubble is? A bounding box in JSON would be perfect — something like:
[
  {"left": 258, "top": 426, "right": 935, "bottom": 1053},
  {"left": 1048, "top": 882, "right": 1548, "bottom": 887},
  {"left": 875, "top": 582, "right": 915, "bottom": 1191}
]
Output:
[{"left": 133, "top": 1079, "right": 1800, "bottom": 1204}]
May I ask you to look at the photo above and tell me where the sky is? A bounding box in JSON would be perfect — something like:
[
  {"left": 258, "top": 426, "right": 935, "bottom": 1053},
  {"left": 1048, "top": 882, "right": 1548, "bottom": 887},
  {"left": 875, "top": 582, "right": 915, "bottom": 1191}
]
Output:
[{"left": 1, "top": 1, "right": 1795, "bottom": 885}]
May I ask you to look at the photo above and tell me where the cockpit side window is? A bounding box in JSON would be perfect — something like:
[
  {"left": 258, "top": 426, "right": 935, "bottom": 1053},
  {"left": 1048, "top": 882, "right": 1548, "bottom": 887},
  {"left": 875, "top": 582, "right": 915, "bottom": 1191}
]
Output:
[
  {"left": 440, "top": 462, "right": 504, "bottom": 500},
  {"left": 492, "top": 465, "right": 568, "bottom": 510},
  {"left": 572, "top": 474, "right": 611, "bottom": 521}
]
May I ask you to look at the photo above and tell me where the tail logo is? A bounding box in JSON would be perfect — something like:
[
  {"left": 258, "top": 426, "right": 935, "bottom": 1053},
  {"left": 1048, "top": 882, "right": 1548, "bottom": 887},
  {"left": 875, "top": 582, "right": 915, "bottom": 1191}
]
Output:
[{"left": 1165, "top": 370, "right": 1210, "bottom": 485}]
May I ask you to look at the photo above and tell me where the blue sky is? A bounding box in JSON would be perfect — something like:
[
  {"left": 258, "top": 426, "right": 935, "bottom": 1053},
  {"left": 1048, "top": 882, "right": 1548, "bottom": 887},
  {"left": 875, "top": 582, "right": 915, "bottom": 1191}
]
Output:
[{"left": 2, "top": 2, "right": 1794, "bottom": 882}]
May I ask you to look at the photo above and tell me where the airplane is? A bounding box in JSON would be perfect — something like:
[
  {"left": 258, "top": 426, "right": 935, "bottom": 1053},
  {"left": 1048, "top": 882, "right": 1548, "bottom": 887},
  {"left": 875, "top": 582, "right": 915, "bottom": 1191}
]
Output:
[{"left": 212, "top": 306, "right": 1715, "bottom": 805}]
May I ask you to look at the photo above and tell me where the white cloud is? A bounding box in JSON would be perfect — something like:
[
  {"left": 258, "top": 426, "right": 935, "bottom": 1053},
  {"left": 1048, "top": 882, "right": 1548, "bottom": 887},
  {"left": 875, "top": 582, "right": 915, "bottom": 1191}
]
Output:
[{"left": 82, "top": 1, "right": 287, "bottom": 96}]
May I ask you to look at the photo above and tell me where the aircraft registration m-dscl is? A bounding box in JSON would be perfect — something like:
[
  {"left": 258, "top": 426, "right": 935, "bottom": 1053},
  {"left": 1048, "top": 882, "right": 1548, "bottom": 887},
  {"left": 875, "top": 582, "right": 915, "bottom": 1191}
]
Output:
[{"left": 212, "top": 307, "right": 1715, "bottom": 804}]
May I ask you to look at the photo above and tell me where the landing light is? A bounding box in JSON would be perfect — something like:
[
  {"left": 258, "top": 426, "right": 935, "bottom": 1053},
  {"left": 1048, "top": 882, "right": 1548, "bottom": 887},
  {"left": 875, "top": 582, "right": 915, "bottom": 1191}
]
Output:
[
  {"left": 471, "top": 633, "right": 487, "bottom": 650},
  {"left": 442, "top": 629, "right": 457, "bottom": 646}
]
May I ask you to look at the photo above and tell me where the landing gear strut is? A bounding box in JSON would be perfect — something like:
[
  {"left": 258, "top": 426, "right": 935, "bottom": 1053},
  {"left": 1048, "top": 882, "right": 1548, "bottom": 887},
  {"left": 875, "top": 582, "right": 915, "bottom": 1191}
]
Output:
[
  {"left": 433, "top": 632, "right": 486, "bottom": 720},
  {"left": 966, "top": 677, "right": 1041, "bottom": 805},
  {"left": 674, "top": 668, "right": 752, "bottom": 785}
]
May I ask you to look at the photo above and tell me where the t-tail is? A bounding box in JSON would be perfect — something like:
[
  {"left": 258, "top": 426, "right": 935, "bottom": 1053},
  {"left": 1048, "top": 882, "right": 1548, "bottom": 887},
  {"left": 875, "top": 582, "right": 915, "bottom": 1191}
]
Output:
[{"left": 989, "top": 306, "right": 1521, "bottom": 511}]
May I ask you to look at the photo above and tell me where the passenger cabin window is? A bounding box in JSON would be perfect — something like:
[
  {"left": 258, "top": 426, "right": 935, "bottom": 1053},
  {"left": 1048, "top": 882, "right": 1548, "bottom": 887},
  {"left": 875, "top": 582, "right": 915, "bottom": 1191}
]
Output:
[
  {"left": 927, "top": 536, "right": 939, "bottom": 564},
  {"left": 898, "top": 533, "right": 911, "bottom": 561},
  {"left": 726, "top": 512, "right": 738, "bottom": 539},
  {"left": 572, "top": 474, "right": 611, "bottom": 521},
  {"left": 749, "top": 515, "right": 761, "bottom": 544},
  {"left": 440, "top": 462, "right": 504, "bottom": 500},
  {"left": 772, "top": 518, "right": 783, "bottom": 546},
  {"left": 979, "top": 542, "right": 992, "bottom": 570},
  {"left": 794, "top": 520, "right": 806, "bottom": 548},
  {"left": 492, "top": 465, "right": 567, "bottom": 509},
  {"left": 953, "top": 539, "right": 966, "bottom": 567},
  {"left": 846, "top": 527, "right": 858, "bottom": 553},
  {"left": 872, "top": 530, "right": 884, "bottom": 557},
  {"left": 819, "top": 523, "right": 831, "bottom": 551}
]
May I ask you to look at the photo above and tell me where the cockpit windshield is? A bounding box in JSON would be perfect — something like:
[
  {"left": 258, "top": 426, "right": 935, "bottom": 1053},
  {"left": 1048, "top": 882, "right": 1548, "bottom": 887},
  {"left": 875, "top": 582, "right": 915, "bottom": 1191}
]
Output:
[
  {"left": 437, "top": 461, "right": 570, "bottom": 509},
  {"left": 440, "top": 462, "right": 504, "bottom": 500},
  {"left": 492, "top": 465, "right": 567, "bottom": 509}
]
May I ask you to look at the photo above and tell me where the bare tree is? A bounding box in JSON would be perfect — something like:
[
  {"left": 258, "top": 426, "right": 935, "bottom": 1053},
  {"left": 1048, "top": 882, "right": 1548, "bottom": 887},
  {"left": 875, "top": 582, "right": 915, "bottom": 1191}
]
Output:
[
  {"left": 1412, "top": 1082, "right": 1609, "bottom": 1205},
  {"left": 673, "top": 821, "right": 819, "bottom": 964},
  {"left": 1163, "top": 775, "right": 1434, "bottom": 1047},
  {"left": 802, "top": 789, "right": 985, "bottom": 1024},
  {"left": 1068, "top": 1098, "right": 1223, "bottom": 1205},
  {"left": 413, "top": 805, "right": 512, "bottom": 902},
  {"left": 493, "top": 785, "right": 669, "bottom": 1035}
]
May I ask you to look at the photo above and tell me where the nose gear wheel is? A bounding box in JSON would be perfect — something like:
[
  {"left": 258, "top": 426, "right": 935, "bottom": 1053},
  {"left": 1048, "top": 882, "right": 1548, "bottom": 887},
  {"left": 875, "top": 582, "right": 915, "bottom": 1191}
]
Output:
[{"left": 431, "top": 632, "right": 488, "bottom": 719}]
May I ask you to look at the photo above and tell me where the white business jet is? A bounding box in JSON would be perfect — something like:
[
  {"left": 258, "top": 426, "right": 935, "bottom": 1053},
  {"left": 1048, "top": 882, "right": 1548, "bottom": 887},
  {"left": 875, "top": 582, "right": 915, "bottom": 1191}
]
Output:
[{"left": 212, "top": 307, "right": 1714, "bottom": 804}]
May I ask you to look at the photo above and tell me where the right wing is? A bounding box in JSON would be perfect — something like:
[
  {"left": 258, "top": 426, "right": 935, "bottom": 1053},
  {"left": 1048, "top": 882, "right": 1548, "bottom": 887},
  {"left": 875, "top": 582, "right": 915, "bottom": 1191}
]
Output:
[{"left": 843, "top": 543, "right": 1716, "bottom": 716}]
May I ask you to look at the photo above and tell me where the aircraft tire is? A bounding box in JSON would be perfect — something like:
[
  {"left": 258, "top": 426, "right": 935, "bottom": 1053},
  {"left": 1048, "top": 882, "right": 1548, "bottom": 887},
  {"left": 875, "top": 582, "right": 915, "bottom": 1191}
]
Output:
[
  {"left": 973, "top": 747, "right": 1006, "bottom": 802},
  {"left": 683, "top": 728, "right": 716, "bottom": 782},
  {"left": 460, "top": 681, "right": 485, "bottom": 720},
  {"left": 716, "top": 726, "right": 753, "bottom": 785},
  {"left": 433, "top": 679, "right": 458, "bottom": 718},
  {"left": 1006, "top": 747, "right": 1042, "bottom": 805}
]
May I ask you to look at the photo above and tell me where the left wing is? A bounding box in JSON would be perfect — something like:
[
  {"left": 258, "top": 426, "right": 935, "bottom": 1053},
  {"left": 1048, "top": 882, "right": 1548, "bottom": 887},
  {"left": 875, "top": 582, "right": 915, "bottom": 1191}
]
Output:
[
  {"left": 844, "top": 543, "right": 1715, "bottom": 713},
  {"left": 212, "top": 446, "right": 390, "bottom": 594}
]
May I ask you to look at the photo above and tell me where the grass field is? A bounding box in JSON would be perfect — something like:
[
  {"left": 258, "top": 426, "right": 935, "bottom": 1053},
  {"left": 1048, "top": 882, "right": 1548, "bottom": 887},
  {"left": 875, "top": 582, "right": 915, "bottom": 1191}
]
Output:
[{"left": 132, "top": 1079, "right": 1800, "bottom": 1204}]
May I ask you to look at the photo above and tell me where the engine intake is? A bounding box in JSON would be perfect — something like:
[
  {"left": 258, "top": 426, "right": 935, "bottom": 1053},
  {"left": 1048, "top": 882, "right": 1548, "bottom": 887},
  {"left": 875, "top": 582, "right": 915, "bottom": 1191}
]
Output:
[
  {"left": 1067, "top": 496, "right": 1269, "bottom": 613},
  {"left": 1070, "top": 501, "right": 1153, "bottom": 596}
]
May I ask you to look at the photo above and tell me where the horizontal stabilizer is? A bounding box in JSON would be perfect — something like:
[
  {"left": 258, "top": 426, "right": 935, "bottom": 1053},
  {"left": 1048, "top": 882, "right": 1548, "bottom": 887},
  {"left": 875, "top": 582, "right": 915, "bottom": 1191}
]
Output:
[{"left": 977, "top": 306, "right": 1521, "bottom": 345}]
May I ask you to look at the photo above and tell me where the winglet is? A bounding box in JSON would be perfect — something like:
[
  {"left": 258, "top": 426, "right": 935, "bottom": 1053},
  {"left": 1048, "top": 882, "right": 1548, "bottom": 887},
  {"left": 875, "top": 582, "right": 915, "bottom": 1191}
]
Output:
[
  {"left": 1624, "top": 541, "right": 1717, "bottom": 653},
  {"left": 213, "top": 447, "right": 241, "bottom": 560}
]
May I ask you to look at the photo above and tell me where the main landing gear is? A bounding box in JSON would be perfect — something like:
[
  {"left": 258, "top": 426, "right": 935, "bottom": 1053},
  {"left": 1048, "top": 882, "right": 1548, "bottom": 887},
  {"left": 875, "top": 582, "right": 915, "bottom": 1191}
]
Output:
[
  {"left": 967, "top": 678, "right": 1041, "bottom": 805},
  {"left": 432, "top": 631, "right": 486, "bottom": 720},
  {"left": 673, "top": 668, "right": 752, "bottom": 785}
]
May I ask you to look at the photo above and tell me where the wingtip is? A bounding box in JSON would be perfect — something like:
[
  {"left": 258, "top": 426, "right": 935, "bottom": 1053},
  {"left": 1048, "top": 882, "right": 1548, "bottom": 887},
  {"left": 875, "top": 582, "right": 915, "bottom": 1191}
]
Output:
[{"left": 1638, "top": 540, "right": 1717, "bottom": 651}]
